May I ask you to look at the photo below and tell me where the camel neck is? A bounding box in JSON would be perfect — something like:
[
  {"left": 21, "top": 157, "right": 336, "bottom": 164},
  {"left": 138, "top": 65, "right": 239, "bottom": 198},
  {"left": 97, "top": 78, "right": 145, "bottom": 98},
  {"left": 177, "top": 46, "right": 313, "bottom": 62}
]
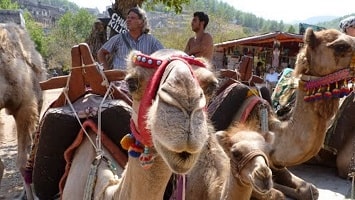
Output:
[
  {"left": 114, "top": 155, "right": 172, "bottom": 199},
  {"left": 221, "top": 172, "right": 252, "bottom": 200},
  {"left": 270, "top": 82, "right": 339, "bottom": 166}
]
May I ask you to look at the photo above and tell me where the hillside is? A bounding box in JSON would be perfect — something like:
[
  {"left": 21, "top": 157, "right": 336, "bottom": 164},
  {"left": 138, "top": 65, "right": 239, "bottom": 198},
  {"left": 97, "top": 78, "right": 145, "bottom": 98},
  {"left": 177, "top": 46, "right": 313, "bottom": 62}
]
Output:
[{"left": 14, "top": 0, "right": 353, "bottom": 38}]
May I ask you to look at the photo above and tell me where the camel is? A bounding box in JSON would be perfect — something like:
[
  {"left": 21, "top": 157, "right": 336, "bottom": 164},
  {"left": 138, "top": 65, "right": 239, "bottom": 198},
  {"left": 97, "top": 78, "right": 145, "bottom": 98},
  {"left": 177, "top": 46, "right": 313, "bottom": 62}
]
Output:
[
  {"left": 0, "top": 23, "right": 46, "bottom": 199},
  {"left": 272, "top": 68, "right": 355, "bottom": 180},
  {"left": 209, "top": 28, "right": 355, "bottom": 200},
  {"left": 59, "top": 48, "right": 277, "bottom": 200},
  {"left": 165, "top": 121, "right": 277, "bottom": 200},
  {"left": 319, "top": 92, "right": 355, "bottom": 179},
  {"left": 61, "top": 48, "right": 219, "bottom": 199},
  {"left": 271, "top": 67, "right": 355, "bottom": 180}
]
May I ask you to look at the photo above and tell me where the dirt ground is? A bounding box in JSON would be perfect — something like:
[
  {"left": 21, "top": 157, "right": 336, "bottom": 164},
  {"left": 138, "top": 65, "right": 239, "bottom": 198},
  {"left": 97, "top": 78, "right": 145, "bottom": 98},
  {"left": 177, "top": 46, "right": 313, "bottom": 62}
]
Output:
[{"left": 0, "top": 88, "right": 352, "bottom": 199}]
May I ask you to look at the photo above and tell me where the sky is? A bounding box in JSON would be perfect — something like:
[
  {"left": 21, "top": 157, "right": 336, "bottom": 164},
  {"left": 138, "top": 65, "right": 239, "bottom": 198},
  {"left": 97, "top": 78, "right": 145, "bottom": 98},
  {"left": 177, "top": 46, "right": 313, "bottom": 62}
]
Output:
[{"left": 69, "top": 0, "right": 354, "bottom": 23}]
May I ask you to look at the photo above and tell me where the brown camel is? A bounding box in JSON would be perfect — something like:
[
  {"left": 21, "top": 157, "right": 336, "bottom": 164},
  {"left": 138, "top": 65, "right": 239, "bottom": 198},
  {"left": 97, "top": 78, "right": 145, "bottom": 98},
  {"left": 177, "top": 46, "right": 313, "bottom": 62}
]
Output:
[
  {"left": 0, "top": 23, "right": 46, "bottom": 199},
  {"left": 271, "top": 67, "right": 355, "bottom": 180},
  {"left": 321, "top": 92, "right": 355, "bottom": 178},
  {"left": 173, "top": 121, "right": 277, "bottom": 200},
  {"left": 303, "top": 91, "right": 355, "bottom": 180},
  {"left": 209, "top": 28, "right": 355, "bottom": 200},
  {"left": 61, "top": 49, "right": 219, "bottom": 199},
  {"left": 215, "top": 124, "right": 282, "bottom": 200}
]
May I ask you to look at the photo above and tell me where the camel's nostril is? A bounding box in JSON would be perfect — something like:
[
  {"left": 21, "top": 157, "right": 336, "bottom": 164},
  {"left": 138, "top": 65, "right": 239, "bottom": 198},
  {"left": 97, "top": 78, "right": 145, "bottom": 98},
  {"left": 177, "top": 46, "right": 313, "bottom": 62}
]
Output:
[{"left": 178, "top": 151, "right": 192, "bottom": 160}]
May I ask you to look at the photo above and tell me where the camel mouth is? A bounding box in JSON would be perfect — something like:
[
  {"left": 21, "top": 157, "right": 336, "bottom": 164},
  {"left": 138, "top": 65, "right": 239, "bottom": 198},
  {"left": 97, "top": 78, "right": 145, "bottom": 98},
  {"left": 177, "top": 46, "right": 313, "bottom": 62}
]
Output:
[
  {"left": 154, "top": 141, "right": 200, "bottom": 174},
  {"left": 177, "top": 151, "right": 192, "bottom": 160},
  {"left": 249, "top": 168, "right": 273, "bottom": 194}
]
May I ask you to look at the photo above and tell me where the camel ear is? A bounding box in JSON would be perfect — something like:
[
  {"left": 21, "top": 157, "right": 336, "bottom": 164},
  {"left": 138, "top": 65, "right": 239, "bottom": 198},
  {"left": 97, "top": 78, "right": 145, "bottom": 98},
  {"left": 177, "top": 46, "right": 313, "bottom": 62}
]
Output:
[
  {"left": 304, "top": 28, "right": 320, "bottom": 49},
  {"left": 215, "top": 130, "right": 229, "bottom": 147},
  {"left": 262, "top": 131, "right": 275, "bottom": 145}
]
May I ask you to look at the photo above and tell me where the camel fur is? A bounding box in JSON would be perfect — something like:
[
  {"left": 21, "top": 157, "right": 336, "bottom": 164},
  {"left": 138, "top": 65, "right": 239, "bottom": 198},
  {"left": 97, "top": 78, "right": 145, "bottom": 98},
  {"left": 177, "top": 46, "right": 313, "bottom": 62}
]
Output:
[
  {"left": 61, "top": 49, "right": 219, "bottom": 199},
  {"left": 211, "top": 28, "right": 355, "bottom": 200},
  {"left": 0, "top": 23, "right": 46, "bottom": 198},
  {"left": 163, "top": 121, "right": 276, "bottom": 200}
]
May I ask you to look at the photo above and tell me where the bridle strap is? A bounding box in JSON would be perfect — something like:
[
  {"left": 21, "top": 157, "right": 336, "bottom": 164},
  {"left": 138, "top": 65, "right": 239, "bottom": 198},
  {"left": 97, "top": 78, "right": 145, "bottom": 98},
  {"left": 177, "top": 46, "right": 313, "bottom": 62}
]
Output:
[{"left": 131, "top": 53, "right": 207, "bottom": 147}]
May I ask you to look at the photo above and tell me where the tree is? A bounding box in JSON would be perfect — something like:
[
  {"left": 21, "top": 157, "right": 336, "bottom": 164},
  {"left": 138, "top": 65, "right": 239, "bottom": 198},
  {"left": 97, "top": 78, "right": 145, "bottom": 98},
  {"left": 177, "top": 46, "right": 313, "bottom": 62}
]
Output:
[
  {"left": 46, "top": 9, "right": 96, "bottom": 72},
  {"left": 0, "top": 0, "right": 18, "bottom": 9},
  {"left": 287, "top": 25, "right": 296, "bottom": 34},
  {"left": 23, "top": 11, "right": 48, "bottom": 56}
]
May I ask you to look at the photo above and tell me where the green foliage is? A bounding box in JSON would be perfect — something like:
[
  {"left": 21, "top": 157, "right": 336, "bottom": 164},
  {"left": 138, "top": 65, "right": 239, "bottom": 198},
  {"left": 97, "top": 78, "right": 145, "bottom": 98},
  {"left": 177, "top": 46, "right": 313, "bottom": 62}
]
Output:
[
  {"left": 34, "top": 0, "right": 79, "bottom": 12},
  {"left": 45, "top": 9, "right": 96, "bottom": 70},
  {"left": 56, "top": 9, "right": 95, "bottom": 43},
  {"left": 287, "top": 25, "right": 296, "bottom": 34},
  {"left": 0, "top": 0, "right": 18, "bottom": 9},
  {"left": 145, "top": 0, "right": 190, "bottom": 13},
  {"left": 317, "top": 13, "right": 355, "bottom": 30},
  {"left": 23, "top": 11, "right": 48, "bottom": 56}
]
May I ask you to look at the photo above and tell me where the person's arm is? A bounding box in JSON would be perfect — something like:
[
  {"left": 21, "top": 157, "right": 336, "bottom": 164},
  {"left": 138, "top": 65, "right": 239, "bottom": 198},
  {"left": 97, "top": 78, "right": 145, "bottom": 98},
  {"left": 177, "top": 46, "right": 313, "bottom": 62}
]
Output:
[
  {"left": 185, "top": 34, "right": 213, "bottom": 56},
  {"left": 184, "top": 37, "right": 192, "bottom": 54},
  {"left": 97, "top": 48, "right": 110, "bottom": 70}
]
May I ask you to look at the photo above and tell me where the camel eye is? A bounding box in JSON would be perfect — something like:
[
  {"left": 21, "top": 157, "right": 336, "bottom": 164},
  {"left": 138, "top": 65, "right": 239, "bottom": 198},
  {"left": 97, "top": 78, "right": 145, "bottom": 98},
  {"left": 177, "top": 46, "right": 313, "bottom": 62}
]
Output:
[
  {"left": 333, "top": 43, "right": 350, "bottom": 53},
  {"left": 231, "top": 148, "right": 243, "bottom": 162},
  {"left": 125, "top": 76, "right": 139, "bottom": 92}
]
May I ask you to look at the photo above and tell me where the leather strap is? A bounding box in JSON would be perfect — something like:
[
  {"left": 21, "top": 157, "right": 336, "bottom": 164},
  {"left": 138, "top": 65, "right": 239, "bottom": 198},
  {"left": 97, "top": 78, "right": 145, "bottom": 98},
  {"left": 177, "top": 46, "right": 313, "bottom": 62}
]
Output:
[{"left": 122, "top": 33, "right": 133, "bottom": 50}]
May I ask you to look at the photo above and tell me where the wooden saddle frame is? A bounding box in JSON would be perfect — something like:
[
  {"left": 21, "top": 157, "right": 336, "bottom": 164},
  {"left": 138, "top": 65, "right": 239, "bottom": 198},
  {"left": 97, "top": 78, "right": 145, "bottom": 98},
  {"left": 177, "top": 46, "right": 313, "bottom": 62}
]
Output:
[{"left": 39, "top": 43, "right": 132, "bottom": 107}]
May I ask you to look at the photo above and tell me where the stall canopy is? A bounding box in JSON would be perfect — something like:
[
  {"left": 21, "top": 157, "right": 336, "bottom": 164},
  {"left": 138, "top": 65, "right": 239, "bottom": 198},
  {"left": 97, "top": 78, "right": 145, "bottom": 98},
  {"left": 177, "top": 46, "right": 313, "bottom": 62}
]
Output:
[{"left": 215, "top": 31, "right": 304, "bottom": 56}]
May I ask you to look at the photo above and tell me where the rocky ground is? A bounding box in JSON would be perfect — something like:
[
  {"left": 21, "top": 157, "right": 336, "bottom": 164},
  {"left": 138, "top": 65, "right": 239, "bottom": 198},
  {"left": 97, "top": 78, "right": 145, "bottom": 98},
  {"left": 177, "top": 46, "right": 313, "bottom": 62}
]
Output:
[
  {"left": 0, "top": 112, "right": 23, "bottom": 199},
  {"left": 0, "top": 89, "right": 352, "bottom": 199}
]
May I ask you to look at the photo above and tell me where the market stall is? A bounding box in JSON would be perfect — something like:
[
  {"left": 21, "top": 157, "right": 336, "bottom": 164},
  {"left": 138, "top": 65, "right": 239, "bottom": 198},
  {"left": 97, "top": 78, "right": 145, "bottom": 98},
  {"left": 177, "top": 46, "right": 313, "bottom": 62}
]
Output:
[{"left": 213, "top": 31, "right": 303, "bottom": 74}]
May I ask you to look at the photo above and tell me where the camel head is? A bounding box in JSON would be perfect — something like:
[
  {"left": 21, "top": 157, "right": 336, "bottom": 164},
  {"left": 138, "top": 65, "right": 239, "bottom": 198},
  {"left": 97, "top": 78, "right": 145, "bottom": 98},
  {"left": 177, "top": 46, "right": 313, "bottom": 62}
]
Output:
[
  {"left": 291, "top": 28, "right": 355, "bottom": 118},
  {"left": 125, "top": 49, "right": 217, "bottom": 174},
  {"left": 216, "top": 125, "right": 274, "bottom": 194},
  {"left": 295, "top": 28, "right": 355, "bottom": 77}
]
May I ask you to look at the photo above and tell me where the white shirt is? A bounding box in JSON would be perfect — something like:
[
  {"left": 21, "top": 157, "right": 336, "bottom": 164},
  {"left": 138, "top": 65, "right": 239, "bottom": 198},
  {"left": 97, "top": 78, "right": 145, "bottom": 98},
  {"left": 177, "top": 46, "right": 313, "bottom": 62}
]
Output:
[{"left": 265, "top": 72, "right": 279, "bottom": 83}]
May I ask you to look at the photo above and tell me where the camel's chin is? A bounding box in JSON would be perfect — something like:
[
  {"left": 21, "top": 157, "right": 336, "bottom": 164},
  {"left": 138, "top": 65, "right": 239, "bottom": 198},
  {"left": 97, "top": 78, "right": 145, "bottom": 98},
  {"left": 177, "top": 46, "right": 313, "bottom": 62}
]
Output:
[
  {"left": 154, "top": 141, "right": 200, "bottom": 174},
  {"left": 250, "top": 176, "right": 273, "bottom": 194}
]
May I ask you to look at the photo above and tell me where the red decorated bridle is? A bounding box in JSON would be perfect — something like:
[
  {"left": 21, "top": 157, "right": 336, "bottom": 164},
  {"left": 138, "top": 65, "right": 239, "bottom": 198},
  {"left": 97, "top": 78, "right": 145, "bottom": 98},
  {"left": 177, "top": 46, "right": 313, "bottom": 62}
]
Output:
[
  {"left": 300, "top": 68, "right": 355, "bottom": 102},
  {"left": 125, "top": 52, "right": 207, "bottom": 169}
]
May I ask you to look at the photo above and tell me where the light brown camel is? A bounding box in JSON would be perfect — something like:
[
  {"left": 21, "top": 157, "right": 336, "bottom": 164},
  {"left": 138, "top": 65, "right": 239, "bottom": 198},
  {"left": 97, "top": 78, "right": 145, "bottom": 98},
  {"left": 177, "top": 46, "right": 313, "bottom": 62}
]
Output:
[
  {"left": 148, "top": 102, "right": 277, "bottom": 200},
  {"left": 0, "top": 23, "right": 46, "bottom": 199},
  {"left": 271, "top": 66, "right": 355, "bottom": 180},
  {"left": 61, "top": 49, "right": 219, "bottom": 199},
  {"left": 319, "top": 92, "right": 355, "bottom": 178},
  {"left": 210, "top": 28, "right": 355, "bottom": 200},
  {"left": 167, "top": 121, "right": 277, "bottom": 200}
]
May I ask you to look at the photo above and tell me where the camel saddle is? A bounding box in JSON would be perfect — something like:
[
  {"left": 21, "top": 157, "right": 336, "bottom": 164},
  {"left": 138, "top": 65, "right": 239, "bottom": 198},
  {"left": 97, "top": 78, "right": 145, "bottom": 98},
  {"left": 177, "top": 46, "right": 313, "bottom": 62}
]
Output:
[
  {"left": 208, "top": 75, "right": 271, "bottom": 131},
  {"left": 30, "top": 43, "right": 132, "bottom": 199}
]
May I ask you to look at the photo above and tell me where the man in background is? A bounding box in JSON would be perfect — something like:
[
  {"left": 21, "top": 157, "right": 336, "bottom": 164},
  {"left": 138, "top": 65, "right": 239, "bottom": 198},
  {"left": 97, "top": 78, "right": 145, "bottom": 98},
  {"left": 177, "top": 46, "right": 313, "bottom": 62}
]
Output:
[
  {"left": 184, "top": 11, "right": 214, "bottom": 62},
  {"left": 97, "top": 6, "right": 163, "bottom": 70},
  {"left": 339, "top": 16, "right": 355, "bottom": 36}
]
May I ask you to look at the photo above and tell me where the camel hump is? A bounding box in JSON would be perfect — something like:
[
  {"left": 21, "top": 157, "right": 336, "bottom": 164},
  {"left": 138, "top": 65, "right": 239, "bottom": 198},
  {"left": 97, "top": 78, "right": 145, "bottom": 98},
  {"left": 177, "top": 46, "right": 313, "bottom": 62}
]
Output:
[{"left": 0, "top": 23, "right": 46, "bottom": 80}]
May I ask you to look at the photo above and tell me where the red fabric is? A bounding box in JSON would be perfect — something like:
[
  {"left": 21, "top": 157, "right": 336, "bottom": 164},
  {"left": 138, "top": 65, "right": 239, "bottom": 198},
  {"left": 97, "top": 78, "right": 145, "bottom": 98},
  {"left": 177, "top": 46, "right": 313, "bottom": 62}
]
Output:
[
  {"left": 134, "top": 57, "right": 197, "bottom": 147},
  {"left": 239, "top": 96, "right": 263, "bottom": 123}
]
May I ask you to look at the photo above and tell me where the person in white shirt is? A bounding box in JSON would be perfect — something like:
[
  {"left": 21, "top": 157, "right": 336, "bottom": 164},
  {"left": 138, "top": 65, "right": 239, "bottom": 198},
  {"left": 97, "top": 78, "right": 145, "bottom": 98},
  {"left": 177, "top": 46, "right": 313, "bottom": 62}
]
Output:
[{"left": 265, "top": 67, "right": 279, "bottom": 93}]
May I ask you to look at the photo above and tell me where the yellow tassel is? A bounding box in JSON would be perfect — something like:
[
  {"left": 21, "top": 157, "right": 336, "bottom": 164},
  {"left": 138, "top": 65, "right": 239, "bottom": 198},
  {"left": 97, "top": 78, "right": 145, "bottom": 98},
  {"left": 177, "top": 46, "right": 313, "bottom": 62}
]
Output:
[{"left": 120, "top": 134, "right": 135, "bottom": 150}]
